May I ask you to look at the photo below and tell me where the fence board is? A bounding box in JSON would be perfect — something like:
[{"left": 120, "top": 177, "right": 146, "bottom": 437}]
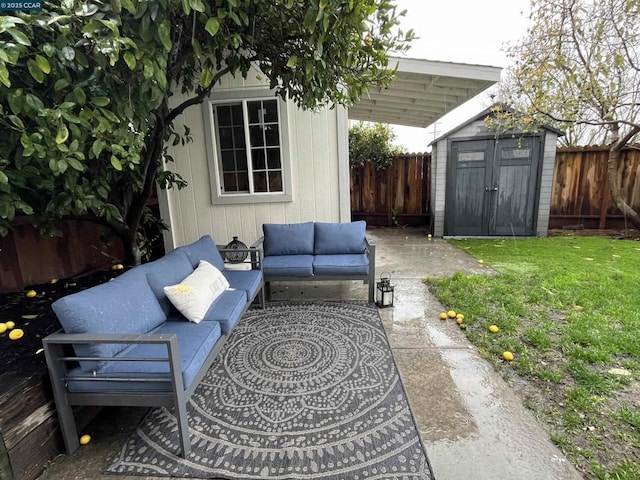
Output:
[
  {"left": 351, "top": 153, "right": 431, "bottom": 227},
  {"left": 550, "top": 146, "right": 640, "bottom": 229}
]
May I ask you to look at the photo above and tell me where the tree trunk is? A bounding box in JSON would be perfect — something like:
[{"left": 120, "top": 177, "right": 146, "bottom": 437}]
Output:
[{"left": 607, "top": 144, "right": 640, "bottom": 230}]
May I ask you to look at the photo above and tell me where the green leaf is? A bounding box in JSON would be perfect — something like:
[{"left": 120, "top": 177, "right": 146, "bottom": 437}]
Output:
[
  {"left": 67, "top": 158, "right": 84, "bottom": 171},
  {"left": 0, "top": 62, "right": 9, "bottom": 88},
  {"left": 8, "top": 115, "right": 24, "bottom": 130},
  {"left": 121, "top": 0, "right": 136, "bottom": 13},
  {"left": 286, "top": 55, "right": 298, "bottom": 68},
  {"left": 200, "top": 67, "right": 214, "bottom": 88},
  {"left": 35, "top": 54, "right": 51, "bottom": 74},
  {"left": 54, "top": 78, "right": 70, "bottom": 91},
  {"left": 8, "top": 29, "right": 30, "bottom": 46},
  {"left": 27, "top": 59, "right": 44, "bottom": 83},
  {"left": 25, "top": 94, "right": 44, "bottom": 111},
  {"left": 91, "top": 139, "right": 106, "bottom": 158},
  {"left": 157, "top": 20, "right": 172, "bottom": 51},
  {"left": 0, "top": 171, "right": 7, "bottom": 185},
  {"left": 189, "top": 0, "right": 205, "bottom": 12},
  {"left": 91, "top": 96, "right": 110, "bottom": 107},
  {"left": 56, "top": 122, "right": 69, "bottom": 144},
  {"left": 110, "top": 155, "right": 123, "bottom": 171},
  {"left": 142, "top": 57, "right": 154, "bottom": 79},
  {"left": 204, "top": 17, "right": 220, "bottom": 36},
  {"left": 123, "top": 51, "right": 136, "bottom": 70}
]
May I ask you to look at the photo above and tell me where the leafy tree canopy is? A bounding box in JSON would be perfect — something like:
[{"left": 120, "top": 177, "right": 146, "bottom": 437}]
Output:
[
  {"left": 0, "top": 0, "right": 413, "bottom": 262},
  {"left": 349, "top": 122, "right": 403, "bottom": 169},
  {"left": 498, "top": 0, "right": 640, "bottom": 228}
]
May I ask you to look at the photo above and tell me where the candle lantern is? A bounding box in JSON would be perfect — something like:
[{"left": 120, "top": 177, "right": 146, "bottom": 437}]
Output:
[
  {"left": 375, "top": 273, "right": 394, "bottom": 308},
  {"left": 224, "top": 236, "right": 248, "bottom": 263}
]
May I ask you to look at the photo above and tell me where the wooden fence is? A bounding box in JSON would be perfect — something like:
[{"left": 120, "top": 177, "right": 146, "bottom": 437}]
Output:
[
  {"left": 350, "top": 153, "right": 431, "bottom": 227},
  {"left": 549, "top": 145, "right": 640, "bottom": 229}
]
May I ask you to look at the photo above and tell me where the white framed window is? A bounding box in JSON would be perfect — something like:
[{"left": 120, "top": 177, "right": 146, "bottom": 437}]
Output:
[{"left": 204, "top": 90, "right": 292, "bottom": 204}]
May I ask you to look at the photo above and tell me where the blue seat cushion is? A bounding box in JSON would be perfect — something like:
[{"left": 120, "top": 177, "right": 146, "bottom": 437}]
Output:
[
  {"left": 52, "top": 268, "right": 167, "bottom": 372},
  {"left": 263, "top": 222, "right": 314, "bottom": 256},
  {"left": 65, "top": 320, "right": 222, "bottom": 393},
  {"left": 263, "top": 255, "right": 314, "bottom": 277},
  {"left": 175, "top": 235, "right": 225, "bottom": 271},
  {"left": 314, "top": 221, "right": 366, "bottom": 255},
  {"left": 223, "top": 270, "right": 263, "bottom": 302},
  {"left": 313, "top": 254, "right": 369, "bottom": 276},
  {"left": 137, "top": 249, "right": 194, "bottom": 316},
  {"left": 197, "top": 288, "right": 246, "bottom": 333}
]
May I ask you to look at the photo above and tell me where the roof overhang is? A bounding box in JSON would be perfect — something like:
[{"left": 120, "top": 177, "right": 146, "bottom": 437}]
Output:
[{"left": 349, "top": 57, "right": 502, "bottom": 128}]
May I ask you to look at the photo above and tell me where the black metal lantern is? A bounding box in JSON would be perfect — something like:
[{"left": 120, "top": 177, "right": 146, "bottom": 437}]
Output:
[
  {"left": 375, "top": 273, "right": 394, "bottom": 308},
  {"left": 224, "top": 236, "right": 248, "bottom": 263}
]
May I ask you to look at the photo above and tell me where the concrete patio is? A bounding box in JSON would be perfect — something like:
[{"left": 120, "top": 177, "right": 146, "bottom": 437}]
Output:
[{"left": 38, "top": 227, "right": 583, "bottom": 480}]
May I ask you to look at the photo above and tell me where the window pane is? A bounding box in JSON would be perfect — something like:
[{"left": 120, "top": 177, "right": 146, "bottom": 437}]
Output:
[
  {"left": 264, "top": 125, "right": 279, "bottom": 146},
  {"left": 218, "top": 127, "right": 234, "bottom": 149},
  {"left": 252, "top": 149, "right": 266, "bottom": 170},
  {"left": 269, "top": 171, "right": 283, "bottom": 192},
  {"left": 247, "top": 101, "right": 261, "bottom": 124},
  {"left": 237, "top": 171, "right": 249, "bottom": 191},
  {"left": 216, "top": 105, "right": 232, "bottom": 126},
  {"left": 249, "top": 126, "right": 264, "bottom": 147},
  {"left": 263, "top": 100, "right": 278, "bottom": 123},
  {"left": 267, "top": 148, "right": 281, "bottom": 169},
  {"left": 234, "top": 127, "right": 245, "bottom": 148},
  {"left": 223, "top": 173, "right": 237, "bottom": 191},
  {"left": 221, "top": 151, "right": 235, "bottom": 171},
  {"left": 253, "top": 172, "right": 267, "bottom": 192},
  {"left": 231, "top": 104, "right": 243, "bottom": 125},
  {"left": 236, "top": 150, "right": 247, "bottom": 170}
]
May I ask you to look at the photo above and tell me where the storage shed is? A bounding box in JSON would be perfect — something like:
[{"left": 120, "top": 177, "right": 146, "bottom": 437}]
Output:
[{"left": 429, "top": 104, "right": 563, "bottom": 237}]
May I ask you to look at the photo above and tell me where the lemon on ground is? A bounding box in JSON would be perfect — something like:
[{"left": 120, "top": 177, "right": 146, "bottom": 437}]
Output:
[
  {"left": 456, "top": 313, "right": 465, "bottom": 321},
  {"left": 0, "top": 323, "right": 6, "bottom": 334},
  {"left": 478, "top": 259, "right": 484, "bottom": 265},
  {"left": 5, "top": 321, "right": 15, "bottom": 329},
  {"left": 111, "top": 263, "right": 124, "bottom": 270},
  {"left": 503, "top": 351, "right": 514, "bottom": 361},
  {"left": 25, "top": 290, "right": 37, "bottom": 298},
  {"left": 427, "top": 234, "right": 432, "bottom": 239},
  {"left": 79, "top": 434, "right": 91, "bottom": 445},
  {"left": 439, "top": 312, "right": 448, "bottom": 320},
  {"left": 456, "top": 317, "right": 464, "bottom": 325},
  {"left": 50, "top": 278, "right": 58, "bottom": 284},
  {"left": 447, "top": 310, "right": 457, "bottom": 318},
  {"left": 9, "top": 329, "right": 24, "bottom": 340},
  {"left": 459, "top": 323, "right": 467, "bottom": 330},
  {"left": 489, "top": 325, "right": 500, "bottom": 333}
]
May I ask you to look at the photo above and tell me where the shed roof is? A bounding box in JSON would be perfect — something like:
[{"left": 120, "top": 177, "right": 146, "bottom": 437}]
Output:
[
  {"left": 428, "top": 103, "right": 566, "bottom": 145},
  {"left": 348, "top": 57, "right": 502, "bottom": 128}
]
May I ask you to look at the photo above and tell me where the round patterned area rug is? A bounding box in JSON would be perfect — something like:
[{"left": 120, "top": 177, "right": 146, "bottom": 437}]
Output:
[{"left": 104, "top": 301, "right": 434, "bottom": 479}]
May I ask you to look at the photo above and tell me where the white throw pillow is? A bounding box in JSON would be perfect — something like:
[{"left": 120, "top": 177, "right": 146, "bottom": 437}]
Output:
[{"left": 164, "top": 260, "right": 230, "bottom": 323}]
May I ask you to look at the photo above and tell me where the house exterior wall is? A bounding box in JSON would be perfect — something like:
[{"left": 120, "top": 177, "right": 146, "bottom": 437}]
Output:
[
  {"left": 536, "top": 131, "right": 558, "bottom": 236},
  {"left": 158, "top": 70, "right": 349, "bottom": 250}
]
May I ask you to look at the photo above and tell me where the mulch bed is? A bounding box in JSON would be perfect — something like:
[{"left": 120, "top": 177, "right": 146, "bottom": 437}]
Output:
[{"left": 0, "top": 269, "right": 125, "bottom": 377}]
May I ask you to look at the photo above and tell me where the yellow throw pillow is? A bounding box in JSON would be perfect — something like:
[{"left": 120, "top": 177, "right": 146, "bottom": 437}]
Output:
[{"left": 164, "top": 260, "right": 230, "bottom": 323}]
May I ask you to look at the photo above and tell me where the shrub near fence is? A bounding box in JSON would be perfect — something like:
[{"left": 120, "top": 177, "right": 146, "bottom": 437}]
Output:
[{"left": 550, "top": 145, "right": 640, "bottom": 230}]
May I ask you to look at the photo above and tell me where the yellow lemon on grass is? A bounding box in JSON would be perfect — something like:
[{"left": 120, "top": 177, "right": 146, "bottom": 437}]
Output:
[
  {"left": 0, "top": 323, "right": 6, "bottom": 334},
  {"left": 5, "top": 321, "right": 15, "bottom": 329},
  {"left": 427, "top": 234, "right": 432, "bottom": 239},
  {"left": 79, "top": 434, "right": 91, "bottom": 445},
  {"left": 478, "top": 259, "right": 484, "bottom": 265},
  {"left": 456, "top": 317, "right": 464, "bottom": 325},
  {"left": 25, "top": 290, "right": 37, "bottom": 298},
  {"left": 456, "top": 313, "right": 465, "bottom": 321},
  {"left": 502, "top": 351, "right": 514, "bottom": 361},
  {"left": 9, "top": 329, "right": 24, "bottom": 341},
  {"left": 447, "top": 310, "right": 457, "bottom": 318},
  {"left": 489, "top": 325, "right": 500, "bottom": 333},
  {"left": 439, "top": 312, "right": 448, "bottom": 320}
]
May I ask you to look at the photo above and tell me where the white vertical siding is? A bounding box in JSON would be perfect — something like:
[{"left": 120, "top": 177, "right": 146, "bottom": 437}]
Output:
[
  {"left": 159, "top": 73, "right": 345, "bottom": 249},
  {"left": 433, "top": 139, "right": 448, "bottom": 237}
]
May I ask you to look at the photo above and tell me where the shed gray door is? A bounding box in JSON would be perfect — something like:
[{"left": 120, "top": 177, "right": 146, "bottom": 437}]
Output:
[{"left": 446, "top": 136, "right": 541, "bottom": 236}]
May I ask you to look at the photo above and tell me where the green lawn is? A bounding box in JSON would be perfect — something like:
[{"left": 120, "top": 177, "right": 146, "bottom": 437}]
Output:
[{"left": 424, "top": 236, "right": 640, "bottom": 480}]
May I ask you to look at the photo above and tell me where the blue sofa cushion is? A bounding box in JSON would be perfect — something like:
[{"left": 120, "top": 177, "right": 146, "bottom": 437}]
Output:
[
  {"left": 314, "top": 221, "right": 367, "bottom": 255},
  {"left": 138, "top": 249, "right": 194, "bottom": 316},
  {"left": 263, "top": 255, "right": 314, "bottom": 277},
  {"left": 65, "top": 320, "right": 222, "bottom": 393},
  {"left": 176, "top": 235, "right": 225, "bottom": 271},
  {"left": 196, "top": 288, "right": 247, "bottom": 334},
  {"left": 313, "top": 254, "right": 369, "bottom": 276},
  {"left": 52, "top": 268, "right": 167, "bottom": 372},
  {"left": 223, "top": 269, "right": 263, "bottom": 303},
  {"left": 263, "top": 222, "right": 314, "bottom": 256}
]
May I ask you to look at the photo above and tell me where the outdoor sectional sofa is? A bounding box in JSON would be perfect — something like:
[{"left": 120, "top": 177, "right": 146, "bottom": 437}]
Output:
[
  {"left": 252, "top": 221, "right": 376, "bottom": 302},
  {"left": 43, "top": 235, "right": 263, "bottom": 458}
]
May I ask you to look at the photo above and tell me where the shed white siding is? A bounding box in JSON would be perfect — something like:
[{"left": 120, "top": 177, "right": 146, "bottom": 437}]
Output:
[
  {"left": 158, "top": 71, "right": 349, "bottom": 250},
  {"left": 537, "top": 132, "right": 558, "bottom": 236}
]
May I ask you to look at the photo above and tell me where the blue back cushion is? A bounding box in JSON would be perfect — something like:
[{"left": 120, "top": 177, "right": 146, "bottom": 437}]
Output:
[
  {"left": 52, "top": 268, "right": 167, "bottom": 371},
  {"left": 175, "top": 235, "right": 225, "bottom": 270},
  {"left": 137, "top": 249, "right": 194, "bottom": 316},
  {"left": 263, "top": 222, "right": 314, "bottom": 256},
  {"left": 314, "top": 221, "right": 366, "bottom": 254}
]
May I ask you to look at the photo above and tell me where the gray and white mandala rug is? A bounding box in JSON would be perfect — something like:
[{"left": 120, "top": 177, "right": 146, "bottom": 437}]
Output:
[{"left": 104, "top": 301, "right": 434, "bottom": 479}]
